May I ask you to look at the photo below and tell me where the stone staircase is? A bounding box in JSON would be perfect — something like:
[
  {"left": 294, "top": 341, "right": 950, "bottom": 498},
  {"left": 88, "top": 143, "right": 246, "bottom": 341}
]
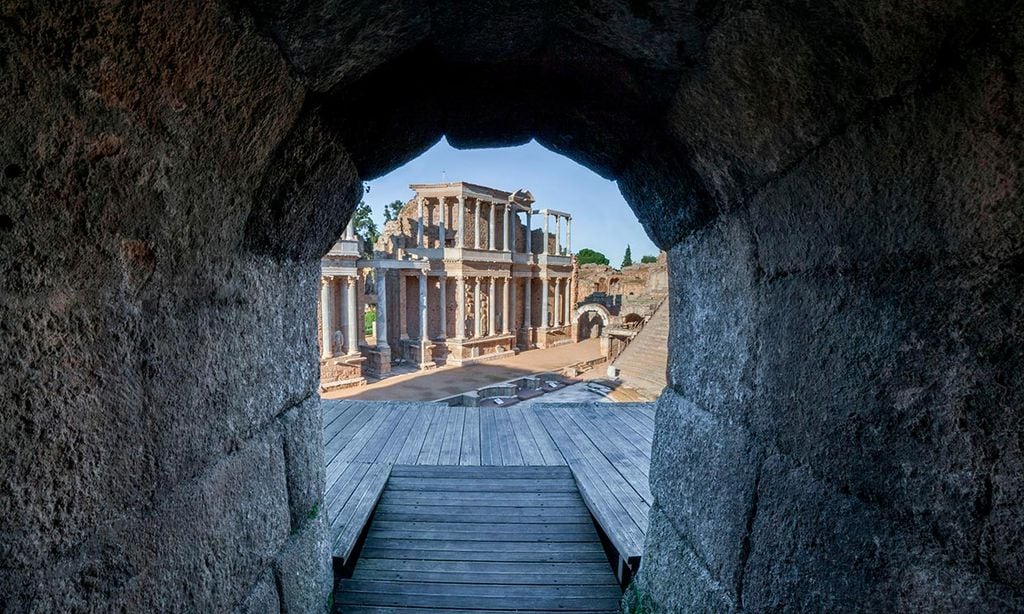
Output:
[{"left": 612, "top": 299, "right": 669, "bottom": 399}]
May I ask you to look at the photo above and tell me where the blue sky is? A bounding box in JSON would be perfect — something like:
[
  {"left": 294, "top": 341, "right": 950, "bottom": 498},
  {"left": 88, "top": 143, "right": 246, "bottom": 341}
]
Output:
[{"left": 362, "top": 138, "right": 659, "bottom": 264}]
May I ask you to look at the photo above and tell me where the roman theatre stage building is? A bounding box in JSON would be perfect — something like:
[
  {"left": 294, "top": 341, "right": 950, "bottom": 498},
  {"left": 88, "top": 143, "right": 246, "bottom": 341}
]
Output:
[{"left": 317, "top": 182, "right": 577, "bottom": 382}]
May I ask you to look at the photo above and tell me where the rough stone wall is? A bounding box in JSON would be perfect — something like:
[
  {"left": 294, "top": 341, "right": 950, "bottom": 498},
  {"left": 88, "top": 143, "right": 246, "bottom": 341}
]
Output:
[
  {"left": 0, "top": 2, "right": 347, "bottom": 611},
  {"left": 630, "top": 4, "right": 1024, "bottom": 611}
]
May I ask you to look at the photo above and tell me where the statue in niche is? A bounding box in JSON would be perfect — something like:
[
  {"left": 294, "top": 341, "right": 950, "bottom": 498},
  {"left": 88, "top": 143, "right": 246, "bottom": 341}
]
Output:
[
  {"left": 332, "top": 329, "right": 344, "bottom": 354},
  {"left": 480, "top": 293, "right": 489, "bottom": 333}
]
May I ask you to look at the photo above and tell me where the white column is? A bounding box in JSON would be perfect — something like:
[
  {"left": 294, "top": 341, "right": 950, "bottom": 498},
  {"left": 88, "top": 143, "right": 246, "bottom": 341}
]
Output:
[
  {"left": 473, "top": 277, "right": 482, "bottom": 338},
  {"left": 488, "top": 202, "right": 496, "bottom": 250},
  {"left": 474, "top": 201, "right": 482, "bottom": 249},
  {"left": 399, "top": 273, "right": 408, "bottom": 339},
  {"left": 345, "top": 219, "right": 354, "bottom": 240},
  {"left": 455, "top": 275, "right": 466, "bottom": 340},
  {"left": 502, "top": 277, "right": 510, "bottom": 334},
  {"left": 524, "top": 278, "right": 532, "bottom": 330},
  {"left": 438, "top": 197, "right": 446, "bottom": 248},
  {"left": 487, "top": 277, "right": 496, "bottom": 336},
  {"left": 458, "top": 195, "right": 466, "bottom": 248},
  {"left": 567, "top": 217, "right": 572, "bottom": 253},
  {"left": 347, "top": 276, "right": 358, "bottom": 353},
  {"left": 438, "top": 276, "right": 447, "bottom": 339},
  {"left": 540, "top": 277, "right": 549, "bottom": 329},
  {"left": 504, "top": 205, "right": 512, "bottom": 251},
  {"left": 320, "top": 277, "right": 333, "bottom": 359},
  {"left": 525, "top": 211, "right": 533, "bottom": 253},
  {"left": 376, "top": 271, "right": 388, "bottom": 346},
  {"left": 419, "top": 272, "right": 429, "bottom": 341},
  {"left": 553, "top": 278, "right": 561, "bottom": 327},
  {"left": 417, "top": 197, "right": 425, "bottom": 248},
  {"left": 544, "top": 213, "right": 550, "bottom": 255},
  {"left": 556, "top": 216, "right": 562, "bottom": 255}
]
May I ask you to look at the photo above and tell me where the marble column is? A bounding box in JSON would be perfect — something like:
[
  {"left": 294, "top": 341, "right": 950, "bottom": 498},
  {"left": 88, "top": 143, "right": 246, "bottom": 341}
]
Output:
[
  {"left": 526, "top": 211, "right": 533, "bottom": 254},
  {"left": 455, "top": 275, "right": 466, "bottom": 340},
  {"left": 553, "top": 277, "right": 561, "bottom": 327},
  {"left": 438, "top": 276, "right": 447, "bottom": 339},
  {"left": 399, "top": 273, "right": 409, "bottom": 339},
  {"left": 320, "top": 277, "right": 333, "bottom": 360},
  {"left": 474, "top": 201, "right": 482, "bottom": 249},
  {"left": 567, "top": 217, "right": 572, "bottom": 253},
  {"left": 376, "top": 271, "right": 388, "bottom": 346},
  {"left": 458, "top": 195, "right": 466, "bottom": 248},
  {"left": 544, "top": 213, "right": 550, "bottom": 255},
  {"left": 504, "top": 205, "right": 511, "bottom": 251},
  {"left": 419, "top": 272, "right": 429, "bottom": 341},
  {"left": 417, "top": 197, "right": 425, "bottom": 248},
  {"left": 473, "top": 277, "right": 482, "bottom": 338},
  {"left": 438, "top": 197, "right": 446, "bottom": 248},
  {"left": 502, "top": 277, "right": 510, "bottom": 334},
  {"left": 487, "top": 277, "right": 496, "bottom": 336},
  {"left": 346, "top": 276, "right": 358, "bottom": 353},
  {"left": 524, "top": 277, "right": 532, "bottom": 330},
  {"left": 540, "top": 277, "right": 549, "bottom": 329},
  {"left": 556, "top": 216, "right": 561, "bottom": 255},
  {"left": 488, "top": 202, "right": 496, "bottom": 250}
]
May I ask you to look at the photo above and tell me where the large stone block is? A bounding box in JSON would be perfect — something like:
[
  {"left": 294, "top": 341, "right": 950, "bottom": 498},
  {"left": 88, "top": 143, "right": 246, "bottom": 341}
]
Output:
[
  {"left": 750, "top": 262, "right": 1024, "bottom": 588},
  {"left": 743, "top": 454, "right": 1022, "bottom": 611},
  {"left": 274, "top": 511, "right": 331, "bottom": 614},
  {"left": 629, "top": 505, "right": 736, "bottom": 614},
  {"left": 649, "top": 389, "right": 761, "bottom": 595},
  {"left": 281, "top": 396, "right": 326, "bottom": 531},
  {"left": 664, "top": 215, "right": 758, "bottom": 422},
  {"left": 238, "top": 570, "right": 280, "bottom": 614}
]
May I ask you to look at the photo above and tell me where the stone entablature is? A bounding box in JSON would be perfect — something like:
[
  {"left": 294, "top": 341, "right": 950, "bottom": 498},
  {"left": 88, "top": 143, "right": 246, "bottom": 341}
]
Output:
[{"left": 320, "top": 181, "right": 578, "bottom": 375}]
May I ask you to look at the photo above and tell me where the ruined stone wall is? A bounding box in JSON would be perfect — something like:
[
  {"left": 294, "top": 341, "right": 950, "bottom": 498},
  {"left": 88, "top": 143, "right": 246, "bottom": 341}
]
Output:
[
  {"left": 629, "top": 5, "right": 1024, "bottom": 611},
  {"left": 0, "top": 3, "right": 345, "bottom": 610}
]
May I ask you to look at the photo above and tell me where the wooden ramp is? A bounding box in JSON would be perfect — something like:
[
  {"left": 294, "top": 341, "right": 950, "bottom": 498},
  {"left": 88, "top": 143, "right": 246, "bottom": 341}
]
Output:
[
  {"left": 323, "top": 400, "right": 655, "bottom": 578},
  {"left": 336, "top": 465, "right": 623, "bottom": 612}
]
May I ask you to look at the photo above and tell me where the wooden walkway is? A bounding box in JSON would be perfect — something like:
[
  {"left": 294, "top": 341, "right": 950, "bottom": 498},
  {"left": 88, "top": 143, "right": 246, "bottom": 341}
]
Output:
[
  {"left": 335, "top": 465, "right": 623, "bottom": 612},
  {"left": 323, "top": 400, "right": 655, "bottom": 574}
]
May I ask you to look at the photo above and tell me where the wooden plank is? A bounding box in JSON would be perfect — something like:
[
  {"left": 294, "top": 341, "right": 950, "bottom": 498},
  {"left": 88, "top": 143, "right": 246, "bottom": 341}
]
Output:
[
  {"left": 437, "top": 405, "right": 465, "bottom": 465},
  {"left": 538, "top": 407, "right": 644, "bottom": 558},
  {"left": 337, "top": 581, "right": 621, "bottom": 610},
  {"left": 352, "top": 567, "right": 616, "bottom": 585},
  {"left": 357, "top": 547, "right": 610, "bottom": 563},
  {"left": 368, "top": 521, "right": 598, "bottom": 537},
  {"left": 522, "top": 407, "right": 568, "bottom": 466},
  {"left": 458, "top": 407, "right": 481, "bottom": 465},
  {"left": 325, "top": 462, "right": 370, "bottom": 527},
  {"left": 416, "top": 405, "right": 449, "bottom": 465},
  {"left": 479, "top": 407, "right": 501, "bottom": 465},
  {"left": 332, "top": 463, "right": 391, "bottom": 562},
  {"left": 374, "top": 405, "right": 420, "bottom": 464},
  {"left": 354, "top": 558, "right": 614, "bottom": 575},
  {"left": 341, "top": 608, "right": 613, "bottom": 614},
  {"left": 361, "top": 538, "right": 606, "bottom": 554},
  {"left": 492, "top": 408, "right": 524, "bottom": 466},
  {"left": 508, "top": 406, "right": 546, "bottom": 465},
  {"left": 389, "top": 465, "right": 570, "bottom": 479},
  {"left": 394, "top": 405, "right": 434, "bottom": 465},
  {"left": 324, "top": 403, "right": 374, "bottom": 465},
  {"left": 332, "top": 404, "right": 391, "bottom": 465},
  {"left": 373, "top": 508, "right": 592, "bottom": 524},
  {"left": 568, "top": 409, "right": 653, "bottom": 501},
  {"left": 353, "top": 402, "right": 407, "bottom": 463},
  {"left": 384, "top": 477, "right": 581, "bottom": 492},
  {"left": 377, "top": 492, "right": 585, "bottom": 507}
]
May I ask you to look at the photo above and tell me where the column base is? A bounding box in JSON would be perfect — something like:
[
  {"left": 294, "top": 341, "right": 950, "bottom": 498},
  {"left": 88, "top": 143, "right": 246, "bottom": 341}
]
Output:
[{"left": 361, "top": 344, "right": 391, "bottom": 377}]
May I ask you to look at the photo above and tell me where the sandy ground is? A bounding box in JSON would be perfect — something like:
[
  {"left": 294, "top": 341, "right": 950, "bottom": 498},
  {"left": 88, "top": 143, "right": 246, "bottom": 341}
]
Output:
[{"left": 323, "top": 338, "right": 609, "bottom": 401}]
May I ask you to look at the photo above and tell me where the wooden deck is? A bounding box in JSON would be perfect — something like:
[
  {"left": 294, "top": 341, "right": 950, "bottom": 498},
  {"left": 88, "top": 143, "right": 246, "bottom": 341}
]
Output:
[
  {"left": 335, "top": 465, "right": 623, "bottom": 612},
  {"left": 323, "top": 400, "right": 655, "bottom": 573}
]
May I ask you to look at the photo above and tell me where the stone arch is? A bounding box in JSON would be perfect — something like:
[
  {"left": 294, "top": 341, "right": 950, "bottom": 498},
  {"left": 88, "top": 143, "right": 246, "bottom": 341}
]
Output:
[
  {"left": 3, "top": 3, "right": 1021, "bottom": 613},
  {"left": 575, "top": 303, "right": 611, "bottom": 341}
]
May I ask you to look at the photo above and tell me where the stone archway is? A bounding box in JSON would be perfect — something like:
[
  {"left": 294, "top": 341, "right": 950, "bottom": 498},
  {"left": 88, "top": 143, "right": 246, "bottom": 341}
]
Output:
[
  {"left": 575, "top": 302, "right": 611, "bottom": 342},
  {"left": 2, "top": 2, "right": 1021, "bottom": 612}
]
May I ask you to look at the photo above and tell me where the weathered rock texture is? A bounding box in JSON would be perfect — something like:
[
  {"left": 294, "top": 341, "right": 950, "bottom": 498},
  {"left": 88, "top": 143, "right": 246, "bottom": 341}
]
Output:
[{"left": 1, "top": 0, "right": 1021, "bottom": 612}]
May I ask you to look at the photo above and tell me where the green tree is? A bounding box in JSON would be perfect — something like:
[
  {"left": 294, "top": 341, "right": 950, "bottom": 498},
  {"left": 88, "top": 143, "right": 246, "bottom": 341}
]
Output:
[
  {"left": 353, "top": 201, "right": 379, "bottom": 255},
  {"left": 383, "top": 199, "right": 405, "bottom": 223},
  {"left": 576, "top": 248, "right": 609, "bottom": 266},
  {"left": 640, "top": 255, "right": 657, "bottom": 264},
  {"left": 621, "top": 245, "right": 633, "bottom": 267}
]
